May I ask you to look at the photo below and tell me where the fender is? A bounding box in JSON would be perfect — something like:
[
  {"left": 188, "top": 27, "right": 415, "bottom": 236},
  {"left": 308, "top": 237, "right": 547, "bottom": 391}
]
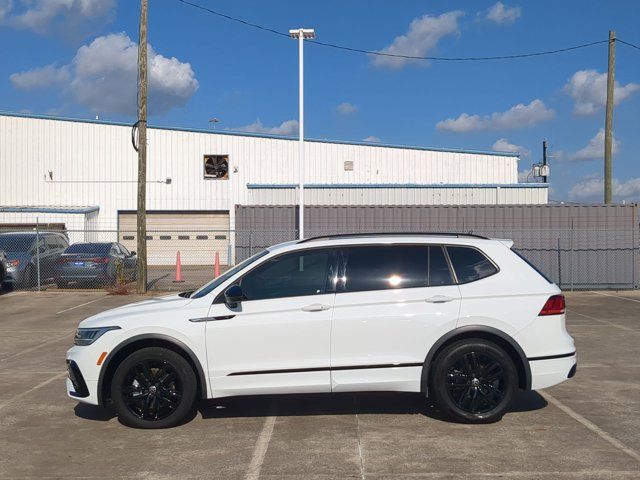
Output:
[
  {"left": 420, "top": 325, "right": 532, "bottom": 394},
  {"left": 97, "top": 333, "right": 208, "bottom": 405}
]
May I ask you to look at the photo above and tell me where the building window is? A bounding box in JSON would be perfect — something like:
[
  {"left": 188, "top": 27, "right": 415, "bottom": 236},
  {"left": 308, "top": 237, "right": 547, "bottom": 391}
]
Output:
[
  {"left": 344, "top": 160, "right": 354, "bottom": 171},
  {"left": 204, "top": 155, "right": 229, "bottom": 179}
]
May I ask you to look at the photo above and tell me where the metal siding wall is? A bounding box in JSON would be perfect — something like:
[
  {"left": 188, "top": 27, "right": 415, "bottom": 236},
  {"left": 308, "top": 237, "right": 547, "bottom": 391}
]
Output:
[
  {"left": 246, "top": 187, "right": 546, "bottom": 205},
  {"left": 1, "top": 114, "right": 524, "bottom": 231}
]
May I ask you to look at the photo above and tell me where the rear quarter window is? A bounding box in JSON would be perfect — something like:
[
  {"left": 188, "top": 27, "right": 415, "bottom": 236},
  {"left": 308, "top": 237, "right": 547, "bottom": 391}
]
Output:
[{"left": 446, "top": 246, "right": 498, "bottom": 284}]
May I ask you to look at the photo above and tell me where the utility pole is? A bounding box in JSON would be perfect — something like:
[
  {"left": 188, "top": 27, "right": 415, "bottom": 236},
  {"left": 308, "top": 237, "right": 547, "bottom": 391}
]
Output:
[
  {"left": 289, "top": 28, "right": 315, "bottom": 240},
  {"left": 542, "top": 140, "right": 548, "bottom": 183},
  {"left": 136, "top": 0, "right": 148, "bottom": 293},
  {"left": 604, "top": 30, "right": 616, "bottom": 204}
]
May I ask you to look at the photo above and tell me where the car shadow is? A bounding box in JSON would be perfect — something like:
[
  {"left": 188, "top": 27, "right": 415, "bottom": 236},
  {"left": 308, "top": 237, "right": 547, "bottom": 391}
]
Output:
[
  {"left": 198, "top": 390, "right": 547, "bottom": 423},
  {"left": 72, "top": 390, "right": 547, "bottom": 424},
  {"left": 73, "top": 403, "right": 117, "bottom": 422}
]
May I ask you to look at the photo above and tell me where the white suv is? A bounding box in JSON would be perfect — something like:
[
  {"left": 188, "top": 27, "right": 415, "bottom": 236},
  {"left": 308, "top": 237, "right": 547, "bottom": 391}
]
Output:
[{"left": 66, "top": 233, "right": 576, "bottom": 428}]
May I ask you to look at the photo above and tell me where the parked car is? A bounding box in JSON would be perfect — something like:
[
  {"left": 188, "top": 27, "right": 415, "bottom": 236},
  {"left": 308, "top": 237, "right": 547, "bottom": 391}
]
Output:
[
  {"left": 55, "top": 242, "right": 137, "bottom": 287},
  {"left": 0, "top": 231, "right": 69, "bottom": 288},
  {"left": 0, "top": 249, "right": 7, "bottom": 286},
  {"left": 66, "top": 233, "right": 576, "bottom": 429}
]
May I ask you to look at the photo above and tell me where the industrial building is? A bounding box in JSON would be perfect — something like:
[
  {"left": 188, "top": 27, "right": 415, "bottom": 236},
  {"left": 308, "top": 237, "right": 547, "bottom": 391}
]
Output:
[{"left": 0, "top": 112, "right": 547, "bottom": 264}]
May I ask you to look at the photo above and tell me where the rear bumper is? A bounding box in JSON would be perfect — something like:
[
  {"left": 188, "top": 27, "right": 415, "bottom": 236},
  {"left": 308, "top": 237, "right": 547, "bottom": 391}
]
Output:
[{"left": 529, "top": 353, "right": 577, "bottom": 390}]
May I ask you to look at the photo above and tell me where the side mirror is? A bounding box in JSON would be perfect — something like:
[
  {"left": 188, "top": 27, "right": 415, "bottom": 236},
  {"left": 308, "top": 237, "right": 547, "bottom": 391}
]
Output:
[
  {"left": 224, "top": 285, "right": 244, "bottom": 308},
  {"left": 130, "top": 251, "right": 136, "bottom": 257}
]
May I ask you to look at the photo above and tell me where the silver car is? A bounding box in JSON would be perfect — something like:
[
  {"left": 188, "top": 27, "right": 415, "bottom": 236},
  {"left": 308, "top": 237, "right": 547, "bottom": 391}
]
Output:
[{"left": 0, "top": 232, "right": 69, "bottom": 288}]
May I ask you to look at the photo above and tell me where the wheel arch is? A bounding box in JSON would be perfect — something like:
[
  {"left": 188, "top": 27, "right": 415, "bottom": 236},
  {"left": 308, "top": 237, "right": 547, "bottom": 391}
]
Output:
[
  {"left": 421, "top": 326, "right": 531, "bottom": 395},
  {"left": 97, "top": 334, "right": 208, "bottom": 406}
]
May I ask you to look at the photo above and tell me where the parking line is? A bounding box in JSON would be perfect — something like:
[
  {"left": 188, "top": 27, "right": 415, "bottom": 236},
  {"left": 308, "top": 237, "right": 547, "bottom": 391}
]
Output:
[
  {"left": 244, "top": 405, "right": 277, "bottom": 480},
  {"left": 590, "top": 291, "right": 640, "bottom": 303},
  {"left": 0, "top": 371, "right": 67, "bottom": 411},
  {"left": 567, "top": 309, "right": 637, "bottom": 333},
  {"left": 353, "top": 396, "right": 366, "bottom": 480},
  {"left": 540, "top": 390, "right": 640, "bottom": 464},
  {"left": 0, "top": 332, "right": 72, "bottom": 362},
  {"left": 56, "top": 296, "right": 106, "bottom": 315}
]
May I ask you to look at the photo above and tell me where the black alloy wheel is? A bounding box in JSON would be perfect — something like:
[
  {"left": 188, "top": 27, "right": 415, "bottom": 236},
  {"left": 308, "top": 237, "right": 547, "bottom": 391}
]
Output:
[
  {"left": 446, "top": 351, "right": 506, "bottom": 414},
  {"left": 431, "top": 339, "right": 517, "bottom": 423},
  {"left": 111, "top": 347, "right": 197, "bottom": 428},
  {"left": 122, "top": 360, "right": 183, "bottom": 421}
]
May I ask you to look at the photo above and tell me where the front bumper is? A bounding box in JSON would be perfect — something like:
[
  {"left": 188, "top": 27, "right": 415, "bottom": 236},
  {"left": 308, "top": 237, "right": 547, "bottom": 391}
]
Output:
[
  {"left": 530, "top": 353, "right": 577, "bottom": 390},
  {"left": 66, "top": 346, "right": 102, "bottom": 405}
]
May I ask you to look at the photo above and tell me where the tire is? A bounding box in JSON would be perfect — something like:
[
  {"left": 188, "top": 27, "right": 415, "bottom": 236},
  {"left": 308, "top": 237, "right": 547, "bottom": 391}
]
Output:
[
  {"left": 19, "top": 265, "right": 35, "bottom": 289},
  {"left": 111, "top": 347, "right": 198, "bottom": 429},
  {"left": 430, "top": 339, "right": 517, "bottom": 423}
]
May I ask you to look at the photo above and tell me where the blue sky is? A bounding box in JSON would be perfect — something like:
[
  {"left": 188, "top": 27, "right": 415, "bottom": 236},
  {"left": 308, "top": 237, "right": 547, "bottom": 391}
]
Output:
[{"left": 1, "top": 0, "right": 639, "bottom": 202}]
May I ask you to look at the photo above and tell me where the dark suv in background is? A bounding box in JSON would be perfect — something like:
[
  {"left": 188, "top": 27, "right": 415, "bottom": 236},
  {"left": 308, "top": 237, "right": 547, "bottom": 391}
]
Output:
[{"left": 0, "top": 232, "right": 69, "bottom": 288}]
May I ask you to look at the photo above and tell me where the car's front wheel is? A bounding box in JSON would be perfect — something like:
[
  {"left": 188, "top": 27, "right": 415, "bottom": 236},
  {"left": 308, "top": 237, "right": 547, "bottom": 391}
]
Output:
[
  {"left": 111, "top": 347, "right": 197, "bottom": 428},
  {"left": 430, "top": 339, "right": 517, "bottom": 423}
]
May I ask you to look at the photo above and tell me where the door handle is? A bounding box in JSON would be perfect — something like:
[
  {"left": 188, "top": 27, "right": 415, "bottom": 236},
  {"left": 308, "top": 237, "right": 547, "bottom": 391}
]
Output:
[
  {"left": 425, "top": 295, "right": 454, "bottom": 303},
  {"left": 301, "top": 303, "right": 331, "bottom": 312}
]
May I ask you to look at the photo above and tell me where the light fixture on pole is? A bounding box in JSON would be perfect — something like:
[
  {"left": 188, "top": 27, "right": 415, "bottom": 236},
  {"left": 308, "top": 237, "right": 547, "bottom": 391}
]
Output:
[
  {"left": 289, "top": 28, "right": 315, "bottom": 239},
  {"left": 208, "top": 117, "right": 220, "bottom": 129}
]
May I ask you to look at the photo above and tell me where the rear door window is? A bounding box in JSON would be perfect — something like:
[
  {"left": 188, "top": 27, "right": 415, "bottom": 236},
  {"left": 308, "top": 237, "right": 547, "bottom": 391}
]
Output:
[
  {"left": 342, "top": 246, "right": 428, "bottom": 292},
  {"left": 446, "top": 246, "right": 498, "bottom": 283}
]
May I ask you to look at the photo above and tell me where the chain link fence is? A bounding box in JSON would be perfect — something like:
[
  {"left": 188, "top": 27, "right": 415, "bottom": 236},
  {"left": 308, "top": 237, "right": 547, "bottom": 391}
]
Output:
[{"left": 1, "top": 225, "right": 637, "bottom": 292}]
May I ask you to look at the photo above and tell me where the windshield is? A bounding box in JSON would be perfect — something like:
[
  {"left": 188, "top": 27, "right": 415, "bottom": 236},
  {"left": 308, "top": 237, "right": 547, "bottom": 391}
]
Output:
[
  {"left": 191, "top": 250, "right": 270, "bottom": 299},
  {"left": 0, "top": 234, "right": 35, "bottom": 253}
]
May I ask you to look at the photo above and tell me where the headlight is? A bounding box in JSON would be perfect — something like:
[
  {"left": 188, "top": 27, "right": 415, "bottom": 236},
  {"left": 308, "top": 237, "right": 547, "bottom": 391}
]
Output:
[{"left": 74, "top": 326, "right": 121, "bottom": 346}]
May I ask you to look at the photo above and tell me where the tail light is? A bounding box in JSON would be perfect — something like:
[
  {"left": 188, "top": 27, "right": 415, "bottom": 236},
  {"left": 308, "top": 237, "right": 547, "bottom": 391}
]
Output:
[
  {"left": 539, "top": 294, "right": 565, "bottom": 316},
  {"left": 8, "top": 259, "right": 20, "bottom": 267}
]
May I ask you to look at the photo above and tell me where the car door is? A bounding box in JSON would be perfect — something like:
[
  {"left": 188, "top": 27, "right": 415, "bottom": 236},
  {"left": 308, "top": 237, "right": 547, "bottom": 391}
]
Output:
[
  {"left": 117, "top": 243, "right": 136, "bottom": 277},
  {"left": 205, "top": 248, "right": 337, "bottom": 397},
  {"left": 41, "top": 235, "right": 58, "bottom": 280},
  {"left": 330, "top": 244, "right": 461, "bottom": 393}
]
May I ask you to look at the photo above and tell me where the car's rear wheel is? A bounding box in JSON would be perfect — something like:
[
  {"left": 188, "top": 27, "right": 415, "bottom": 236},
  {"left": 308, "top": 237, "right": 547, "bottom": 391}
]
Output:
[
  {"left": 430, "top": 339, "right": 517, "bottom": 423},
  {"left": 111, "top": 347, "right": 197, "bottom": 429}
]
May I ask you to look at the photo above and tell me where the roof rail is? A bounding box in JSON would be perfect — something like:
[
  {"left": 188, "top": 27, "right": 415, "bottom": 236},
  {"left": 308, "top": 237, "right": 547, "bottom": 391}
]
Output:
[{"left": 298, "top": 232, "right": 489, "bottom": 243}]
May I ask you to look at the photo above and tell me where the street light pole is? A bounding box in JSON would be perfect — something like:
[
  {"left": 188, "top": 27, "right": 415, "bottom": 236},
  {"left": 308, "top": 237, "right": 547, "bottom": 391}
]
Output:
[{"left": 290, "top": 28, "right": 315, "bottom": 240}]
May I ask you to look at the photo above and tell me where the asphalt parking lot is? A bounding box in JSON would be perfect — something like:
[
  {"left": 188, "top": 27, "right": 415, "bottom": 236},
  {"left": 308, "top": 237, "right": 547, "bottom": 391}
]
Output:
[{"left": 0, "top": 290, "right": 639, "bottom": 479}]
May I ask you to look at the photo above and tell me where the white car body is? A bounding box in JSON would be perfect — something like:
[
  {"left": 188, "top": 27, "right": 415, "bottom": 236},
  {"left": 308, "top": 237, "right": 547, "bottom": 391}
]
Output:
[{"left": 66, "top": 235, "right": 576, "bottom": 409}]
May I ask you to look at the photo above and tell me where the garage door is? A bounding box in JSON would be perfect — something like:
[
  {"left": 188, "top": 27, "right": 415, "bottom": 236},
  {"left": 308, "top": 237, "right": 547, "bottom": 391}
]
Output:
[{"left": 118, "top": 212, "right": 230, "bottom": 266}]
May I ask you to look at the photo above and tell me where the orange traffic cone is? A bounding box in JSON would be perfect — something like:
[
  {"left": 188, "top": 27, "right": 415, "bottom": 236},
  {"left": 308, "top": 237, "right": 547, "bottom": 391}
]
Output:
[
  {"left": 214, "top": 251, "right": 220, "bottom": 278},
  {"left": 173, "top": 251, "right": 184, "bottom": 283}
]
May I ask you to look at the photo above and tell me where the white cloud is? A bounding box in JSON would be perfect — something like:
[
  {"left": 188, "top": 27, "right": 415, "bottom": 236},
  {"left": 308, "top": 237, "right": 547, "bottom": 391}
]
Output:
[
  {"left": 336, "top": 102, "right": 357, "bottom": 115},
  {"left": 492, "top": 138, "right": 530, "bottom": 157},
  {"left": 568, "top": 174, "right": 640, "bottom": 202},
  {"left": 485, "top": 2, "right": 521, "bottom": 24},
  {"left": 571, "top": 128, "right": 619, "bottom": 161},
  {"left": 10, "top": 33, "right": 199, "bottom": 116},
  {"left": 1, "top": 0, "right": 115, "bottom": 37},
  {"left": 371, "top": 11, "right": 463, "bottom": 69},
  {"left": 437, "top": 99, "right": 554, "bottom": 132},
  {"left": 235, "top": 119, "right": 299, "bottom": 136},
  {"left": 363, "top": 136, "right": 381, "bottom": 142},
  {"left": 564, "top": 69, "right": 640, "bottom": 116},
  {"left": 0, "top": 0, "right": 12, "bottom": 21},
  {"left": 10, "top": 64, "right": 69, "bottom": 90}
]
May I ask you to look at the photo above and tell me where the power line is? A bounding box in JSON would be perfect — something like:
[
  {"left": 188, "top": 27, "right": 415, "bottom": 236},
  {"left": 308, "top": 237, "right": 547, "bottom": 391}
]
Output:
[
  {"left": 310, "top": 38, "right": 607, "bottom": 62},
  {"left": 175, "top": 0, "right": 608, "bottom": 62},
  {"left": 617, "top": 38, "right": 640, "bottom": 51}
]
